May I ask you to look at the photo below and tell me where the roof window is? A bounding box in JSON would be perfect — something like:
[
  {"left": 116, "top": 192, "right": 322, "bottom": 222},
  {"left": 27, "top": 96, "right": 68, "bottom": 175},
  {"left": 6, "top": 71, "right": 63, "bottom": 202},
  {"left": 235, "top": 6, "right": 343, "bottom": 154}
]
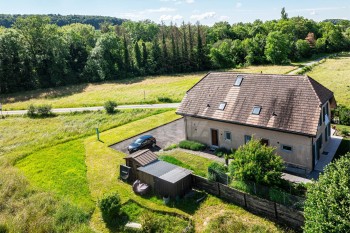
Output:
[
  {"left": 218, "top": 102, "right": 227, "bottom": 110},
  {"left": 252, "top": 106, "right": 261, "bottom": 115},
  {"left": 234, "top": 76, "right": 244, "bottom": 86}
]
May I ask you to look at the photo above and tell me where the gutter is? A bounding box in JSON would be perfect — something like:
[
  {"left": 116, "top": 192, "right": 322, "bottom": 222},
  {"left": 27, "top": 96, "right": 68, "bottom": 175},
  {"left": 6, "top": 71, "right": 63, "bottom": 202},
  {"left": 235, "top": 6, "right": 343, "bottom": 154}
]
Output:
[{"left": 176, "top": 112, "right": 316, "bottom": 138}]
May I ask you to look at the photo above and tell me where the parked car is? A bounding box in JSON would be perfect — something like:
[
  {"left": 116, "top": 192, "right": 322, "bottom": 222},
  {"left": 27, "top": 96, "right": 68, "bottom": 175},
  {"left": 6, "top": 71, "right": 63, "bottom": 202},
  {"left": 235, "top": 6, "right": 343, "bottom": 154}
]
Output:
[{"left": 128, "top": 135, "right": 156, "bottom": 153}]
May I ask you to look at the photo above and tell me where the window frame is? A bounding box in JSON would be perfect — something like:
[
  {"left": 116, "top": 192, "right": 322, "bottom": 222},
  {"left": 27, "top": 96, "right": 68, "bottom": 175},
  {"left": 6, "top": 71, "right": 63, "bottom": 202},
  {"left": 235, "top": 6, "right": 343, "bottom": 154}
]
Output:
[
  {"left": 234, "top": 76, "right": 244, "bottom": 86},
  {"left": 281, "top": 144, "right": 293, "bottom": 152},
  {"left": 244, "top": 135, "right": 252, "bottom": 144},
  {"left": 218, "top": 102, "right": 227, "bottom": 110},
  {"left": 252, "top": 106, "right": 262, "bottom": 115},
  {"left": 260, "top": 138, "right": 269, "bottom": 146},
  {"left": 224, "top": 131, "right": 232, "bottom": 141}
]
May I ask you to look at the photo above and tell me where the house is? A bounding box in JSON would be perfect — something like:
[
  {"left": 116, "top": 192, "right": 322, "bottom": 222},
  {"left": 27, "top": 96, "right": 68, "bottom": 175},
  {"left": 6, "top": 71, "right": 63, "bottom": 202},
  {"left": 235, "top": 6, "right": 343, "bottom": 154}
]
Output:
[
  {"left": 176, "top": 72, "right": 336, "bottom": 174},
  {"left": 123, "top": 149, "right": 192, "bottom": 198}
]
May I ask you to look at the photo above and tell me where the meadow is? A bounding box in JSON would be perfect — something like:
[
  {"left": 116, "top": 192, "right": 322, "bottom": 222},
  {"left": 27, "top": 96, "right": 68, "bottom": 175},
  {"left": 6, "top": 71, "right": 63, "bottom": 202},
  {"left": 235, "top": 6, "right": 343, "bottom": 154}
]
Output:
[
  {"left": 0, "top": 109, "right": 286, "bottom": 232},
  {"left": 0, "top": 65, "right": 296, "bottom": 110},
  {"left": 308, "top": 53, "right": 350, "bottom": 107}
]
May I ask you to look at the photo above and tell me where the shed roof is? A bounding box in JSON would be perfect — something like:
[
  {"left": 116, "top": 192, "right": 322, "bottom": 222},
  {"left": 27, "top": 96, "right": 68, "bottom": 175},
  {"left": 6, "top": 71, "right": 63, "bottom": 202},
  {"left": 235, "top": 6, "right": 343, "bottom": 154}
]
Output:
[
  {"left": 177, "top": 72, "right": 335, "bottom": 136},
  {"left": 138, "top": 160, "right": 192, "bottom": 184},
  {"left": 124, "top": 149, "right": 158, "bottom": 166}
]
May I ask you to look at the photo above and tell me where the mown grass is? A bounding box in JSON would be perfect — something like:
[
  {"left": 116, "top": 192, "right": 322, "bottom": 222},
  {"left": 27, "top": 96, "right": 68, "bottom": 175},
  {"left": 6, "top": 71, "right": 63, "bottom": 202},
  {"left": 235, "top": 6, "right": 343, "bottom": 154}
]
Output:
[
  {"left": 16, "top": 139, "right": 94, "bottom": 211},
  {"left": 1, "top": 65, "right": 297, "bottom": 110},
  {"left": 308, "top": 53, "right": 350, "bottom": 107},
  {"left": 0, "top": 108, "right": 171, "bottom": 165},
  {"left": 84, "top": 113, "right": 285, "bottom": 232},
  {"left": 159, "top": 150, "right": 213, "bottom": 177}
]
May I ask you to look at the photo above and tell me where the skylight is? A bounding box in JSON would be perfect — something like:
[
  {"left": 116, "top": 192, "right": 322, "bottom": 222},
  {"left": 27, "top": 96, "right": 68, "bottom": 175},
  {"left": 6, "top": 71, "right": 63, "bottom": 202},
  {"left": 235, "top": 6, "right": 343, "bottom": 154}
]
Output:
[
  {"left": 218, "top": 102, "right": 227, "bottom": 110},
  {"left": 252, "top": 106, "right": 261, "bottom": 115},
  {"left": 234, "top": 76, "right": 244, "bottom": 86}
]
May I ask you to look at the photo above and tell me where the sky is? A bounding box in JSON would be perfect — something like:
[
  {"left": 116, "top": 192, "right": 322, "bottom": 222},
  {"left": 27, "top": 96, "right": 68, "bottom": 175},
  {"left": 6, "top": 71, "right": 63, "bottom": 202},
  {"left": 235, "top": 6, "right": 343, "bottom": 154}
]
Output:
[{"left": 0, "top": 0, "right": 349, "bottom": 25}]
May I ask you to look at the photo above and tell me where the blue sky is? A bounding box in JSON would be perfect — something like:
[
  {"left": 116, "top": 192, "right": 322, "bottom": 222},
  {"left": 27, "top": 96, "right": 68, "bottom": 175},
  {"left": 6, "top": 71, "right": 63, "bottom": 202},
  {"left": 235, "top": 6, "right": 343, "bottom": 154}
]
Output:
[{"left": 0, "top": 0, "right": 349, "bottom": 25}]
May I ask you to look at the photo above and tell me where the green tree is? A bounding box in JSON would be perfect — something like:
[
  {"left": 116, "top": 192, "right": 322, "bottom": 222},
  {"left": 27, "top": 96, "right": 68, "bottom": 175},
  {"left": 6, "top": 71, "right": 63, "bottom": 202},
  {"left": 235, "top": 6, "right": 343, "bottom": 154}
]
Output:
[
  {"left": 123, "top": 35, "right": 130, "bottom": 72},
  {"left": 141, "top": 41, "right": 148, "bottom": 68},
  {"left": 196, "top": 25, "right": 205, "bottom": 70},
  {"left": 265, "top": 31, "right": 291, "bottom": 64},
  {"left": 295, "top": 39, "right": 312, "bottom": 59},
  {"left": 134, "top": 41, "right": 142, "bottom": 69},
  {"left": 304, "top": 153, "right": 350, "bottom": 232},
  {"left": 150, "top": 38, "right": 162, "bottom": 74},
  {"left": 229, "top": 138, "right": 284, "bottom": 185},
  {"left": 84, "top": 32, "right": 122, "bottom": 81},
  {"left": 281, "top": 7, "right": 288, "bottom": 20}
]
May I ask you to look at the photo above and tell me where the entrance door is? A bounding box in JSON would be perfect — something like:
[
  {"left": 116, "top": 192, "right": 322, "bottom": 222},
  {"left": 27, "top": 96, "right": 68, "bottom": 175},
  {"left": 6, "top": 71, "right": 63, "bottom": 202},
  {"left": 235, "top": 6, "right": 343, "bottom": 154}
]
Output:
[{"left": 211, "top": 129, "right": 219, "bottom": 146}]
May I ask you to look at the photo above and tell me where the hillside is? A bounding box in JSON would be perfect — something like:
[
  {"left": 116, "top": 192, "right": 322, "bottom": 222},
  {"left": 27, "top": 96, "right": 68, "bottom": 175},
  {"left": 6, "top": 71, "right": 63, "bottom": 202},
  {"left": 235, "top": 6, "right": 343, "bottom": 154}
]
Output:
[{"left": 0, "top": 14, "right": 126, "bottom": 29}]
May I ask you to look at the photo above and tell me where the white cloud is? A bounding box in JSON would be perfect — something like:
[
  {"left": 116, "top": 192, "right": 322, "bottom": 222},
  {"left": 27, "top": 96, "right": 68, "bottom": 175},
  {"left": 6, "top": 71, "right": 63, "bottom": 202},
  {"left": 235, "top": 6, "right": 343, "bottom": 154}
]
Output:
[
  {"left": 190, "top": 12, "right": 216, "bottom": 21},
  {"left": 146, "top": 7, "right": 176, "bottom": 13},
  {"left": 219, "top": 16, "right": 230, "bottom": 21},
  {"left": 185, "top": 0, "right": 195, "bottom": 3},
  {"left": 310, "top": 10, "right": 317, "bottom": 15},
  {"left": 160, "top": 0, "right": 194, "bottom": 4},
  {"left": 159, "top": 14, "right": 183, "bottom": 21},
  {"left": 236, "top": 2, "right": 242, "bottom": 8}
]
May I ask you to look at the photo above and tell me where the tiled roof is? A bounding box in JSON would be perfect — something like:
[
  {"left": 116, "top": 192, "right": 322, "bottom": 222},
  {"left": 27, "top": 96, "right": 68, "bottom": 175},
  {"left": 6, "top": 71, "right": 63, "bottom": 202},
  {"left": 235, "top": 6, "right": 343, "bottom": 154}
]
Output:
[
  {"left": 177, "top": 72, "right": 334, "bottom": 136},
  {"left": 138, "top": 160, "right": 192, "bottom": 183},
  {"left": 125, "top": 149, "right": 158, "bottom": 166}
]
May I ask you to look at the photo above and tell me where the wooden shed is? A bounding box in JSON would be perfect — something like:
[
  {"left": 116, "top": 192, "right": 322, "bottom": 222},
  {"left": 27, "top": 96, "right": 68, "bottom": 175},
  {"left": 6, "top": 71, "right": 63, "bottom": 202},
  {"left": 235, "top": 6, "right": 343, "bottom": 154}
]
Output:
[
  {"left": 137, "top": 160, "right": 193, "bottom": 199},
  {"left": 124, "top": 149, "right": 158, "bottom": 180}
]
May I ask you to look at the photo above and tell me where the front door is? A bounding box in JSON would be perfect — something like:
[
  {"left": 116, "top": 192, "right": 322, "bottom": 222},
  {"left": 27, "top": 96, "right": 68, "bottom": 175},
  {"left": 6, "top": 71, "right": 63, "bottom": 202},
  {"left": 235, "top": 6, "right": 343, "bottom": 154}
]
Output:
[{"left": 211, "top": 129, "right": 219, "bottom": 146}]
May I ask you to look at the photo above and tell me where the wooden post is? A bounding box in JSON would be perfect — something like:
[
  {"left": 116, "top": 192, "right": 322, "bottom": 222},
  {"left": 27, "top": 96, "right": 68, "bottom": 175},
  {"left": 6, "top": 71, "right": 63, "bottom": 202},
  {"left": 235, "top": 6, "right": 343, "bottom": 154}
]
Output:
[{"left": 96, "top": 128, "right": 100, "bottom": 141}]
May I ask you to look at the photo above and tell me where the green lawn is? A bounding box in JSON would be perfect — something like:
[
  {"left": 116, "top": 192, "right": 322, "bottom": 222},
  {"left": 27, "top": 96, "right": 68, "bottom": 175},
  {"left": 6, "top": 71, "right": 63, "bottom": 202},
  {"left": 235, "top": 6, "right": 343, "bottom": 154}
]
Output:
[
  {"left": 16, "top": 139, "right": 94, "bottom": 211},
  {"left": 307, "top": 53, "right": 350, "bottom": 107},
  {"left": 0, "top": 65, "right": 297, "bottom": 111},
  {"left": 0, "top": 108, "right": 170, "bottom": 166},
  {"left": 159, "top": 150, "right": 214, "bottom": 177}
]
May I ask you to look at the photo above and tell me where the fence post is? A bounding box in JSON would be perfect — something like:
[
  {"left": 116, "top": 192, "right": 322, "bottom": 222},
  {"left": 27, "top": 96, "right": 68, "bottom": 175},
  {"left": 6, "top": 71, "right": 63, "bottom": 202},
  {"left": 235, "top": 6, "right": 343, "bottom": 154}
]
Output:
[
  {"left": 243, "top": 193, "right": 247, "bottom": 207},
  {"left": 254, "top": 182, "right": 256, "bottom": 195},
  {"left": 274, "top": 202, "right": 278, "bottom": 219},
  {"left": 218, "top": 182, "right": 221, "bottom": 196}
]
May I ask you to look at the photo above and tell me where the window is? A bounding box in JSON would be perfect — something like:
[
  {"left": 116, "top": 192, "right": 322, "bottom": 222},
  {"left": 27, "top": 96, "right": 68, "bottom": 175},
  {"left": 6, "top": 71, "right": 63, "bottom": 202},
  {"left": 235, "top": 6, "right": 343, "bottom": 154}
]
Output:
[
  {"left": 224, "top": 131, "right": 232, "bottom": 141},
  {"left": 281, "top": 144, "right": 292, "bottom": 152},
  {"left": 260, "top": 138, "right": 269, "bottom": 146},
  {"left": 244, "top": 135, "right": 251, "bottom": 144},
  {"left": 252, "top": 106, "right": 261, "bottom": 115},
  {"left": 218, "top": 102, "right": 227, "bottom": 110},
  {"left": 234, "top": 76, "right": 244, "bottom": 86},
  {"left": 322, "top": 106, "right": 326, "bottom": 122}
]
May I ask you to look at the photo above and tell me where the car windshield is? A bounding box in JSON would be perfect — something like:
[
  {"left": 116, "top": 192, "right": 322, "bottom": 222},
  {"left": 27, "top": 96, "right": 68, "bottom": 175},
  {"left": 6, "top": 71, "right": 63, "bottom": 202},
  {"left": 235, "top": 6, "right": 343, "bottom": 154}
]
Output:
[{"left": 134, "top": 138, "right": 143, "bottom": 144}]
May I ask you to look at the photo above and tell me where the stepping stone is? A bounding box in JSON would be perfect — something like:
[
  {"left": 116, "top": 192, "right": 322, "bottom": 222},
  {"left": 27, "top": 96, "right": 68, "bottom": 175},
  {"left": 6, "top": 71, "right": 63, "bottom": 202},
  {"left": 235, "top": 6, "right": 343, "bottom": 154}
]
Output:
[{"left": 125, "top": 222, "right": 142, "bottom": 229}]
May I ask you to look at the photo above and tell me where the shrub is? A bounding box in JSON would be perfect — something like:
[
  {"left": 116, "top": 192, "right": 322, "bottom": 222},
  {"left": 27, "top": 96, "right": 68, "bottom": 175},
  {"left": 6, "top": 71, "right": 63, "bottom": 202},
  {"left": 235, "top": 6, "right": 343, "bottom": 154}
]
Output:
[
  {"left": 0, "top": 224, "right": 8, "bottom": 233},
  {"left": 229, "top": 138, "right": 284, "bottom": 186},
  {"left": 341, "top": 128, "right": 349, "bottom": 136},
  {"left": 157, "top": 96, "right": 173, "bottom": 103},
  {"left": 36, "top": 104, "right": 52, "bottom": 116},
  {"left": 27, "top": 104, "right": 36, "bottom": 117},
  {"left": 104, "top": 100, "right": 117, "bottom": 114},
  {"left": 98, "top": 192, "right": 121, "bottom": 223},
  {"left": 208, "top": 162, "right": 229, "bottom": 184},
  {"left": 214, "top": 147, "right": 230, "bottom": 157},
  {"left": 304, "top": 153, "right": 350, "bottom": 232},
  {"left": 339, "top": 106, "right": 350, "bottom": 126},
  {"left": 164, "top": 143, "right": 178, "bottom": 151},
  {"left": 178, "top": 140, "right": 206, "bottom": 151}
]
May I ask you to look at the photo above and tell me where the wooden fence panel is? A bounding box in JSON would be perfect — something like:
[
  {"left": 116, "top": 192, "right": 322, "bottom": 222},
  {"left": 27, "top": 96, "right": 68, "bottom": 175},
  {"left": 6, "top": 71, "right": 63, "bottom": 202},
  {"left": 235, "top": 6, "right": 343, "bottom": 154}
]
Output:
[
  {"left": 276, "top": 203, "right": 304, "bottom": 228},
  {"left": 192, "top": 175, "right": 219, "bottom": 195},
  {"left": 218, "top": 183, "right": 245, "bottom": 207},
  {"left": 245, "top": 194, "right": 277, "bottom": 218}
]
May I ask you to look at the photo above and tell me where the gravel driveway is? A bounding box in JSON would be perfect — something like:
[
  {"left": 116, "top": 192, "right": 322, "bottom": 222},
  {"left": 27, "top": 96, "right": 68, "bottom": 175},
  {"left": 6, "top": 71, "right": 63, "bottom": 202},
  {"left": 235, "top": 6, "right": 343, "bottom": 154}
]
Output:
[{"left": 110, "top": 118, "right": 185, "bottom": 154}]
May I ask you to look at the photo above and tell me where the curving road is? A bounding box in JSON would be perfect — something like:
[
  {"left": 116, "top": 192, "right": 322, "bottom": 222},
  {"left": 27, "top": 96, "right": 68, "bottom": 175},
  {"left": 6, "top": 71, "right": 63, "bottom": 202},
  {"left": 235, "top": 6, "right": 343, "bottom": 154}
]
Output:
[{"left": 1, "top": 103, "right": 181, "bottom": 115}]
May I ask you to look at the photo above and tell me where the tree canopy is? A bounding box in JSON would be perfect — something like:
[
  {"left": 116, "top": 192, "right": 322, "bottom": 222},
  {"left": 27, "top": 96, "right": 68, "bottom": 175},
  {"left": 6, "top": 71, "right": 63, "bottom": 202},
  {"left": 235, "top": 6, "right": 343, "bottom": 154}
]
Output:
[{"left": 1, "top": 11, "right": 350, "bottom": 94}]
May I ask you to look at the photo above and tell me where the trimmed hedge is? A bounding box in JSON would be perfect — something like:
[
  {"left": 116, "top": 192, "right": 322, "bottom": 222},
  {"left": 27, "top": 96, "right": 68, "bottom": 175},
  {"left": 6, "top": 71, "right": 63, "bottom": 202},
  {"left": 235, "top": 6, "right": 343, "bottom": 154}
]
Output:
[{"left": 178, "top": 140, "right": 206, "bottom": 151}]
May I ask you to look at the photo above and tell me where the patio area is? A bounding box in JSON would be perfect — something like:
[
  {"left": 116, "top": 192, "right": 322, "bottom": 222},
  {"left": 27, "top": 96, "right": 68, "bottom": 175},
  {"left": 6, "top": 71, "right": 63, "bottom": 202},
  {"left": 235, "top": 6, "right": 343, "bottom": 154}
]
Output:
[{"left": 308, "top": 129, "right": 343, "bottom": 180}]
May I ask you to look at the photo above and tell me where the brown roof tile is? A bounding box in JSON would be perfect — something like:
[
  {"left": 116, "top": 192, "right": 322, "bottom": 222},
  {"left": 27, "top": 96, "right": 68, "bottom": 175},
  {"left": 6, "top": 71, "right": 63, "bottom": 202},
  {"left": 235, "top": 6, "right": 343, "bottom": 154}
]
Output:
[
  {"left": 125, "top": 149, "right": 158, "bottom": 166},
  {"left": 177, "top": 72, "right": 334, "bottom": 136}
]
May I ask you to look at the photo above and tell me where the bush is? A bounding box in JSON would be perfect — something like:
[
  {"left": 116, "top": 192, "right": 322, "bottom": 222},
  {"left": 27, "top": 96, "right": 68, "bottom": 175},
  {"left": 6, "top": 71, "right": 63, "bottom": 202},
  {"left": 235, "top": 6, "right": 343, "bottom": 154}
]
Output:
[
  {"left": 0, "top": 224, "right": 8, "bottom": 233},
  {"left": 104, "top": 100, "right": 117, "bottom": 114},
  {"left": 36, "top": 104, "right": 52, "bottom": 116},
  {"left": 208, "top": 162, "right": 229, "bottom": 184},
  {"left": 338, "top": 105, "right": 350, "bottom": 126},
  {"left": 98, "top": 192, "right": 121, "bottom": 223},
  {"left": 27, "top": 104, "right": 36, "bottom": 117},
  {"left": 164, "top": 144, "right": 178, "bottom": 151},
  {"left": 214, "top": 147, "right": 230, "bottom": 157},
  {"left": 157, "top": 96, "right": 173, "bottom": 103},
  {"left": 178, "top": 140, "right": 206, "bottom": 151},
  {"left": 229, "top": 138, "right": 284, "bottom": 186},
  {"left": 304, "top": 153, "right": 350, "bottom": 232},
  {"left": 27, "top": 104, "right": 52, "bottom": 117}
]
